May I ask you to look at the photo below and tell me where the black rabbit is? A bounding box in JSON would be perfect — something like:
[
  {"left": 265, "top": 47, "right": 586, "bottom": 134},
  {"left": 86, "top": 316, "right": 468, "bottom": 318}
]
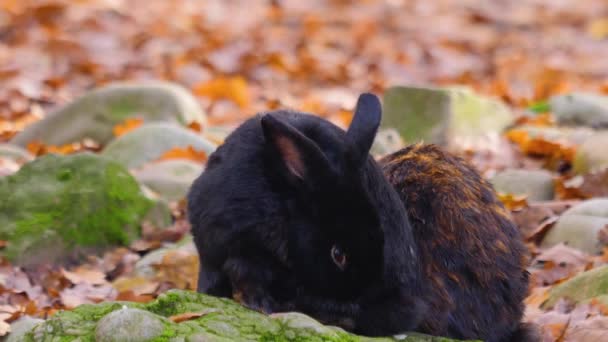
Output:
[{"left": 187, "top": 93, "right": 536, "bottom": 341}]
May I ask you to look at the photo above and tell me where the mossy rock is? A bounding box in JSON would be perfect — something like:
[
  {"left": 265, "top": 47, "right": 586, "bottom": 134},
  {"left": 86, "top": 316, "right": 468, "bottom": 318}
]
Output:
[
  {"left": 11, "top": 81, "right": 207, "bottom": 146},
  {"left": 19, "top": 290, "right": 471, "bottom": 342},
  {"left": 549, "top": 92, "right": 608, "bottom": 128},
  {"left": 132, "top": 159, "right": 204, "bottom": 202},
  {"left": 0, "top": 153, "right": 153, "bottom": 266},
  {"left": 573, "top": 132, "right": 608, "bottom": 174},
  {"left": 544, "top": 265, "right": 608, "bottom": 308},
  {"left": 540, "top": 198, "right": 608, "bottom": 254},
  {"left": 491, "top": 168, "right": 555, "bottom": 201},
  {"left": 382, "top": 86, "right": 513, "bottom": 149},
  {"left": 101, "top": 123, "right": 217, "bottom": 169}
]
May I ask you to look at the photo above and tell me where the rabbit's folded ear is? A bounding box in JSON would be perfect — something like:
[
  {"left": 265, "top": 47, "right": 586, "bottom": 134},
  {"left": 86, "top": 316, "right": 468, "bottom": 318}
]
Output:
[
  {"left": 346, "top": 93, "right": 382, "bottom": 166},
  {"left": 261, "top": 114, "right": 333, "bottom": 184}
]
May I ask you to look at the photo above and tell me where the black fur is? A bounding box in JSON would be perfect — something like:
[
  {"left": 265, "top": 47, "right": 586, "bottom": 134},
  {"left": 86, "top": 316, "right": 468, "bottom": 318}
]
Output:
[{"left": 187, "top": 93, "right": 534, "bottom": 341}]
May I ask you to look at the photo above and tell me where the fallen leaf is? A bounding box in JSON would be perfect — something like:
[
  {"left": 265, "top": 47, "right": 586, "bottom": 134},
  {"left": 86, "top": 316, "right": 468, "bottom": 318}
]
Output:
[
  {"left": 0, "top": 320, "right": 9, "bottom": 336},
  {"left": 169, "top": 311, "right": 217, "bottom": 323},
  {"left": 113, "top": 117, "right": 143, "bottom": 137},
  {"left": 112, "top": 276, "right": 159, "bottom": 295},
  {"left": 497, "top": 192, "right": 528, "bottom": 211},
  {"left": 525, "top": 286, "right": 551, "bottom": 310},
  {"left": 193, "top": 76, "right": 251, "bottom": 109},
  {"left": 530, "top": 244, "right": 590, "bottom": 286},
  {"left": 157, "top": 146, "right": 207, "bottom": 163},
  {"left": 61, "top": 267, "right": 107, "bottom": 285},
  {"left": 115, "top": 290, "right": 155, "bottom": 303},
  {"left": 564, "top": 315, "right": 608, "bottom": 341}
]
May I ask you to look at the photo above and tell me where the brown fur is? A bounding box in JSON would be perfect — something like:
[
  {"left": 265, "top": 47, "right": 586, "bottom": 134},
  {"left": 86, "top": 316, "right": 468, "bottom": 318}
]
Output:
[{"left": 381, "top": 144, "right": 534, "bottom": 341}]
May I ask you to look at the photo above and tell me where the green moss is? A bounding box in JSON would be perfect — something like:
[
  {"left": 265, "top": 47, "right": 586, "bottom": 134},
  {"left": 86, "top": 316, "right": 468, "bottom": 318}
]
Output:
[
  {"left": 544, "top": 265, "right": 608, "bottom": 308},
  {"left": 0, "top": 153, "right": 153, "bottom": 265},
  {"left": 21, "top": 290, "right": 472, "bottom": 342}
]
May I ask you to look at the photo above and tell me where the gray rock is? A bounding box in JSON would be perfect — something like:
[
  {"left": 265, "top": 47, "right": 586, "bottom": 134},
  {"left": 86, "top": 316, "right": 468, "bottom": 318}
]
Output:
[
  {"left": 544, "top": 265, "right": 608, "bottom": 308},
  {"left": 541, "top": 198, "right": 608, "bottom": 254},
  {"left": 371, "top": 128, "right": 405, "bottom": 157},
  {"left": 573, "top": 131, "right": 608, "bottom": 174},
  {"left": 550, "top": 93, "right": 608, "bottom": 128},
  {"left": 95, "top": 307, "right": 167, "bottom": 342},
  {"left": 11, "top": 81, "right": 206, "bottom": 146},
  {"left": 203, "top": 125, "right": 234, "bottom": 145},
  {"left": 101, "top": 122, "right": 216, "bottom": 169},
  {"left": 491, "top": 169, "right": 555, "bottom": 201},
  {"left": 6, "top": 316, "right": 44, "bottom": 342},
  {"left": 382, "top": 86, "right": 513, "bottom": 149},
  {"left": 515, "top": 125, "right": 596, "bottom": 146},
  {"left": 133, "top": 159, "right": 203, "bottom": 202},
  {"left": 0, "top": 153, "right": 153, "bottom": 266},
  {"left": 0, "top": 144, "right": 34, "bottom": 162}
]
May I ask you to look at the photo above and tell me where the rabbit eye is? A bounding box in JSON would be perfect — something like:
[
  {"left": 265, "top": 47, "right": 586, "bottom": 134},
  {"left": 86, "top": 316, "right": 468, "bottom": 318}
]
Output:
[{"left": 331, "top": 245, "right": 347, "bottom": 270}]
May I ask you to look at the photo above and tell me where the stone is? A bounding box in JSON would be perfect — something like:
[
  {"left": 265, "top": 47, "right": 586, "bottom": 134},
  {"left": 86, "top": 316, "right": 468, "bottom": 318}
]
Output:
[
  {"left": 6, "top": 316, "right": 44, "bottom": 342},
  {"left": 11, "top": 81, "right": 206, "bottom": 147},
  {"left": 382, "top": 86, "right": 513, "bottom": 149},
  {"left": 550, "top": 92, "right": 608, "bottom": 128},
  {"left": 573, "top": 132, "right": 608, "bottom": 174},
  {"left": 21, "top": 290, "right": 470, "bottom": 341},
  {"left": 0, "top": 144, "right": 34, "bottom": 162},
  {"left": 133, "top": 159, "right": 204, "bottom": 202},
  {"left": 203, "top": 125, "right": 234, "bottom": 145},
  {"left": 0, "top": 153, "right": 153, "bottom": 266},
  {"left": 371, "top": 128, "right": 405, "bottom": 157},
  {"left": 95, "top": 307, "right": 167, "bottom": 342},
  {"left": 491, "top": 169, "right": 555, "bottom": 201},
  {"left": 541, "top": 198, "right": 608, "bottom": 254},
  {"left": 544, "top": 265, "right": 608, "bottom": 308},
  {"left": 515, "top": 125, "right": 595, "bottom": 146},
  {"left": 101, "top": 122, "right": 216, "bottom": 169}
]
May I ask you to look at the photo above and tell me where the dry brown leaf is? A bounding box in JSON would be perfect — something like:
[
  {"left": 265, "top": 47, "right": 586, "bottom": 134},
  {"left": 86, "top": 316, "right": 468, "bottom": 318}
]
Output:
[
  {"left": 187, "top": 121, "right": 203, "bottom": 133},
  {"left": 115, "top": 290, "right": 155, "bottom": 303},
  {"left": 154, "top": 250, "right": 199, "bottom": 290},
  {"left": 530, "top": 244, "right": 590, "bottom": 287},
  {"left": 60, "top": 283, "right": 117, "bottom": 308},
  {"left": 113, "top": 117, "right": 143, "bottom": 137},
  {"left": 564, "top": 316, "right": 608, "bottom": 341},
  {"left": 157, "top": 146, "right": 207, "bottom": 163},
  {"left": 0, "top": 320, "right": 10, "bottom": 337},
  {"left": 169, "top": 311, "right": 217, "bottom": 323},
  {"left": 193, "top": 76, "right": 251, "bottom": 109},
  {"left": 525, "top": 286, "right": 551, "bottom": 310},
  {"left": 61, "top": 267, "right": 107, "bottom": 286},
  {"left": 130, "top": 239, "right": 162, "bottom": 252},
  {"left": 505, "top": 129, "right": 576, "bottom": 164},
  {"left": 112, "top": 276, "right": 159, "bottom": 296},
  {"left": 497, "top": 192, "right": 528, "bottom": 211}
]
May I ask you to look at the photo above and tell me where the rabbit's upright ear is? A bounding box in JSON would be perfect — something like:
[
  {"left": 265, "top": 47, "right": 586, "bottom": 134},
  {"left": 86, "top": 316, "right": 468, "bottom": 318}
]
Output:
[
  {"left": 261, "top": 114, "right": 332, "bottom": 184},
  {"left": 346, "top": 93, "right": 382, "bottom": 166}
]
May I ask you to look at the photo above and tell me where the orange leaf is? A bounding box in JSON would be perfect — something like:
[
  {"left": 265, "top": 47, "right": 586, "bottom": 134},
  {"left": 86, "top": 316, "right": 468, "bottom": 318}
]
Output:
[
  {"left": 113, "top": 118, "right": 143, "bottom": 137},
  {"left": 26, "top": 141, "right": 45, "bottom": 156},
  {"left": 525, "top": 286, "right": 551, "bottom": 309},
  {"left": 187, "top": 121, "right": 202, "bottom": 133},
  {"left": 193, "top": 76, "right": 251, "bottom": 109},
  {"left": 505, "top": 128, "right": 576, "bottom": 163},
  {"left": 169, "top": 311, "right": 210, "bottom": 323},
  {"left": 158, "top": 146, "right": 207, "bottom": 163},
  {"left": 497, "top": 192, "right": 528, "bottom": 211}
]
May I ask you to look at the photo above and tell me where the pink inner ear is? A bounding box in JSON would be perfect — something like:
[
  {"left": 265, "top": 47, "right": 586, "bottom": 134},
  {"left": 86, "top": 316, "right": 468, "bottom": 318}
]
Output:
[{"left": 276, "top": 135, "right": 305, "bottom": 179}]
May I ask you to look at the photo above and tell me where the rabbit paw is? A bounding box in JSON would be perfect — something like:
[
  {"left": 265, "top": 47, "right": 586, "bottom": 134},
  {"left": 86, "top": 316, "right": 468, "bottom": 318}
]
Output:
[{"left": 240, "top": 291, "right": 278, "bottom": 314}]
